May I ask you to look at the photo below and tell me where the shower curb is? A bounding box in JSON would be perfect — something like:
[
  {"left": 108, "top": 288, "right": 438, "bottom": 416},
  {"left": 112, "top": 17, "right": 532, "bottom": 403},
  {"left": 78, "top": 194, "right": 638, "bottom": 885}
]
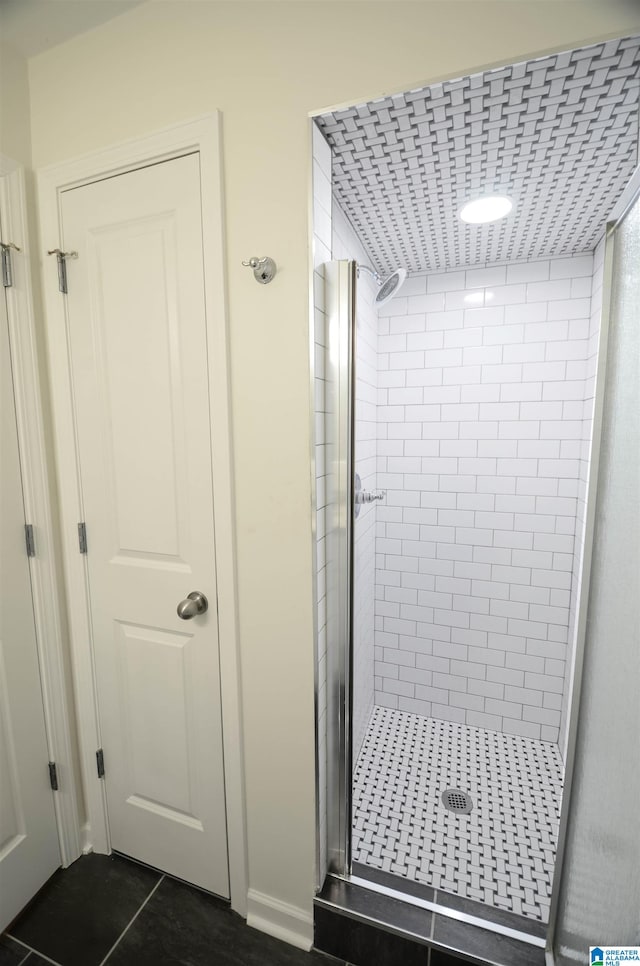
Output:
[{"left": 314, "top": 875, "right": 546, "bottom": 966}]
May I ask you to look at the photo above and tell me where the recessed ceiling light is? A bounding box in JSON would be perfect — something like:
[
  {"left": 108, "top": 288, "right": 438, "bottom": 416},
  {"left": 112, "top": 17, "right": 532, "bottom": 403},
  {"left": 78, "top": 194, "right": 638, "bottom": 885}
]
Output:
[{"left": 459, "top": 196, "right": 513, "bottom": 225}]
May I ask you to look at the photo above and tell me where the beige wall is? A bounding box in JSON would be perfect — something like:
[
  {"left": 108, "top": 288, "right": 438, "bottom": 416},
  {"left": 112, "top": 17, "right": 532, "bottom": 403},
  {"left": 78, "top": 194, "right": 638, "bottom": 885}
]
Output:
[
  {"left": 0, "top": 40, "right": 31, "bottom": 165},
  {"left": 26, "top": 0, "right": 640, "bottom": 923}
]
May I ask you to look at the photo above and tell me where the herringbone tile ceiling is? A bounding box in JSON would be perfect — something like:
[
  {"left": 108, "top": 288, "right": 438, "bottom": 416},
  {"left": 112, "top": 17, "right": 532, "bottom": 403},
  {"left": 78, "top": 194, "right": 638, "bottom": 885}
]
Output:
[{"left": 317, "top": 36, "right": 640, "bottom": 275}]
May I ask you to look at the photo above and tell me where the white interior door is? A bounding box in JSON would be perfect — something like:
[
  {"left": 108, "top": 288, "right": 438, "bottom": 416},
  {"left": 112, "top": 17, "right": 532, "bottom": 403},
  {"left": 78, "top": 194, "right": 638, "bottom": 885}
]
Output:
[
  {"left": 0, "top": 268, "right": 60, "bottom": 930},
  {"left": 60, "top": 153, "right": 229, "bottom": 897}
]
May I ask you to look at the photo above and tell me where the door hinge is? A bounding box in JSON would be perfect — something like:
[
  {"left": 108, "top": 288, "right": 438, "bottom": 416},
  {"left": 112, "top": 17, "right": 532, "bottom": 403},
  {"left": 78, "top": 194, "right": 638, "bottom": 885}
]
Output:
[
  {"left": 48, "top": 761, "right": 59, "bottom": 791},
  {"left": 96, "top": 748, "right": 105, "bottom": 779},
  {"left": 78, "top": 522, "right": 87, "bottom": 554},
  {"left": 25, "top": 523, "right": 36, "bottom": 557},
  {"left": 47, "top": 248, "right": 78, "bottom": 294},
  {"left": 1, "top": 241, "right": 21, "bottom": 288}
]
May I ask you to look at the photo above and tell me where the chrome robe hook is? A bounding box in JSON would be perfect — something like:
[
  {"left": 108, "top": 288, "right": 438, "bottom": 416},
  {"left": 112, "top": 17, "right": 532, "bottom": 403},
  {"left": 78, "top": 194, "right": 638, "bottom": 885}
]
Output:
[{"left": 242, "top": 256, "right": 277, "bottom": 284}]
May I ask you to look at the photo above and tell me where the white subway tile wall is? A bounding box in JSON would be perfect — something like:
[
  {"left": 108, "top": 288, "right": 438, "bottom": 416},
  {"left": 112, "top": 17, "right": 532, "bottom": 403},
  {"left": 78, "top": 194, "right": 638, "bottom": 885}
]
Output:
[
  {"left": 312, "top": 124, "right": 332, "bottom": 883},
  {"left": 332, "top": 205, "right": 379, "bottom": 758},
  {"left": 374, "top": 254, "right": 598, "bottom": 743}
]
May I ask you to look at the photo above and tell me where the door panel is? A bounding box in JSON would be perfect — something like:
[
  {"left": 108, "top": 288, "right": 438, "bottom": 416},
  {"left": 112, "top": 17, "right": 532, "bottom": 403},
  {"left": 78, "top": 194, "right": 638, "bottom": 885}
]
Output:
[
  {"left": 115, "top": 621, "right": 197, "bottom": 822},
  {"left": 95, "top": 217, "right": 185, "bottom": 559},
  {"left": 0, "top": 271, "right": 60, "bottom": 929},
  {"left": 61, "top": 154, "right": 229, "bottom": 896}
]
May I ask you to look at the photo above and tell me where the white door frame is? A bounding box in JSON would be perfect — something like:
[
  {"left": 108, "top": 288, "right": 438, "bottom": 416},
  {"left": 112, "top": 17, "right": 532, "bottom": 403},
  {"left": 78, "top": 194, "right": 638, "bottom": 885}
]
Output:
[
  {"left": 36, "top": 115, "right": 248, "bottom": 915},
  {"left": 0, "top": 154, "right": 82, "bottom": 868}
]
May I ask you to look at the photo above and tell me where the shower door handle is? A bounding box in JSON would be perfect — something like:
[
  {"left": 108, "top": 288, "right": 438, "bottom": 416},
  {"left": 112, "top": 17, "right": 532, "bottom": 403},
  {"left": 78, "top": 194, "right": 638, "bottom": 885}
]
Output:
[{"left": 177, "top": 591, "right": 208, "bottom": 619}]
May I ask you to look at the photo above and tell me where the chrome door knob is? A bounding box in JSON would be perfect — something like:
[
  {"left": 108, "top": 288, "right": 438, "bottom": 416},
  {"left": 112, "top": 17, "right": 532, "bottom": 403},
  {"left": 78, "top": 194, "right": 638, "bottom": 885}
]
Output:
[{"left": 177, "top": 591, "right": 208, "bottom": 620}]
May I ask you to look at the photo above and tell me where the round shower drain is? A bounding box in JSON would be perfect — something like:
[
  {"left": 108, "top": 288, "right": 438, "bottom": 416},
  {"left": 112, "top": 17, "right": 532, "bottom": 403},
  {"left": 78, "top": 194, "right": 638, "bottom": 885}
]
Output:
[{"left": 441, "top": 788, "right": 474, "bottom": 815}]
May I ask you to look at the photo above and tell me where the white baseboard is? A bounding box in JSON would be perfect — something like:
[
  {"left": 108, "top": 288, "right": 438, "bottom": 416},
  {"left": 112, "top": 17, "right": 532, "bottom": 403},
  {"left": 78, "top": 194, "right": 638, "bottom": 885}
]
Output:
[{"left": 246, "top": 888, "right": 313, "bottom": 951}]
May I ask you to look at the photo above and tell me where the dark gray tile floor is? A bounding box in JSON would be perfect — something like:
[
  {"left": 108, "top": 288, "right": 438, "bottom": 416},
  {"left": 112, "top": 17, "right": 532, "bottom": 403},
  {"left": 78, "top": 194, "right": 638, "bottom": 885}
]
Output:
[{"left": 1, "top": 854, "right": 342, "bottom": 966}]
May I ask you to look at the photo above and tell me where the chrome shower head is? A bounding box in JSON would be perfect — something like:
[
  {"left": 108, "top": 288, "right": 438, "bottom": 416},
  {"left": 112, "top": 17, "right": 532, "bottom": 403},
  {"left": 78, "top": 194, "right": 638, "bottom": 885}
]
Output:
[
  {"left": 375, "top": 268, "right": 407, "bottom": 307},
  {"left": 357, "top": 264, "right": 407, "bottom": 308}
]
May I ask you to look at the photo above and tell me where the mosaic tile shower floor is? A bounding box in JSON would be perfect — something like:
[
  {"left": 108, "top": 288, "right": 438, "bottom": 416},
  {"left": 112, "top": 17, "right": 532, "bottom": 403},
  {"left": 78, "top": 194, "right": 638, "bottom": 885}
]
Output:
[{"left": 352, "top": 707, "right": 564, "bottom": 922}]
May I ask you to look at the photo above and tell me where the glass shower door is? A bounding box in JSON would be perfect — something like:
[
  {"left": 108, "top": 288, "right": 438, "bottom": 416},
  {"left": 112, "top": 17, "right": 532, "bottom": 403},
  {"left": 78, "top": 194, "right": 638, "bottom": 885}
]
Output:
[{"left": 551, "top": 184, "right": 640, "bottom": 953}]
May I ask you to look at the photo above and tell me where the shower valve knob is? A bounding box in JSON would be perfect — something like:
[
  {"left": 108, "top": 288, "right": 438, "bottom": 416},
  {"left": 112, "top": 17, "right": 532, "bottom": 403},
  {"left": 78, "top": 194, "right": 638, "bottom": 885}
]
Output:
[{"left": 356, "top": 489, "right": 387, "bottom": 504}]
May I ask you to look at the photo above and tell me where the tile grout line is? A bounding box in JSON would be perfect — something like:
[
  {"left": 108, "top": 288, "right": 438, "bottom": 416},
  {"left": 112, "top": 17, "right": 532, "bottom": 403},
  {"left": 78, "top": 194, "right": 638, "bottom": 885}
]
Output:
[
  {"left": 5, "top": 936, "right": 64, "bottom": 966},
  {"left": 15, "top": 943, "right": 36, "bottom": 966},
  {"left": 3, "top": 940, "right": 31, "bottom": 966},
  {"left": 98, "top": 874, "right": 165, "bottom": 966}
]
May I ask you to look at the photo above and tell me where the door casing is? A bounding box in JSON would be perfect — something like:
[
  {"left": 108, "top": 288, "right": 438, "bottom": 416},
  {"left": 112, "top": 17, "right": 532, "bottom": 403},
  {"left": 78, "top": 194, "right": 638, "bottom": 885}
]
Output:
[{"left": 37, "top": 115, "right": 248, "bottom": 915}]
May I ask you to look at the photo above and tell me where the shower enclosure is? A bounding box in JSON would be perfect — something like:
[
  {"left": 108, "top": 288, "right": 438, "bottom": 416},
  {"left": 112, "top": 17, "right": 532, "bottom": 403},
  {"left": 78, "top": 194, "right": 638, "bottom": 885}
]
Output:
[
  {"left": 311, "top": 33, "right": 640, "bottom": 963},
  {"left": 322, "top": 252, "right": 580, "bottom": 930}
]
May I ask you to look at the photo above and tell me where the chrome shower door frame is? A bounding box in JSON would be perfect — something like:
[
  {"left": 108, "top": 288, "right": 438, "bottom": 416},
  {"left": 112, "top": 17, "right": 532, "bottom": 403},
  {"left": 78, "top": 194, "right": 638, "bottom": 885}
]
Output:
[
  {"left": 324, "top": 259, "right": 357, "bottom": 877},
  {"left": 545, "top": 166, "right": 640, "bottom": 956}
]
